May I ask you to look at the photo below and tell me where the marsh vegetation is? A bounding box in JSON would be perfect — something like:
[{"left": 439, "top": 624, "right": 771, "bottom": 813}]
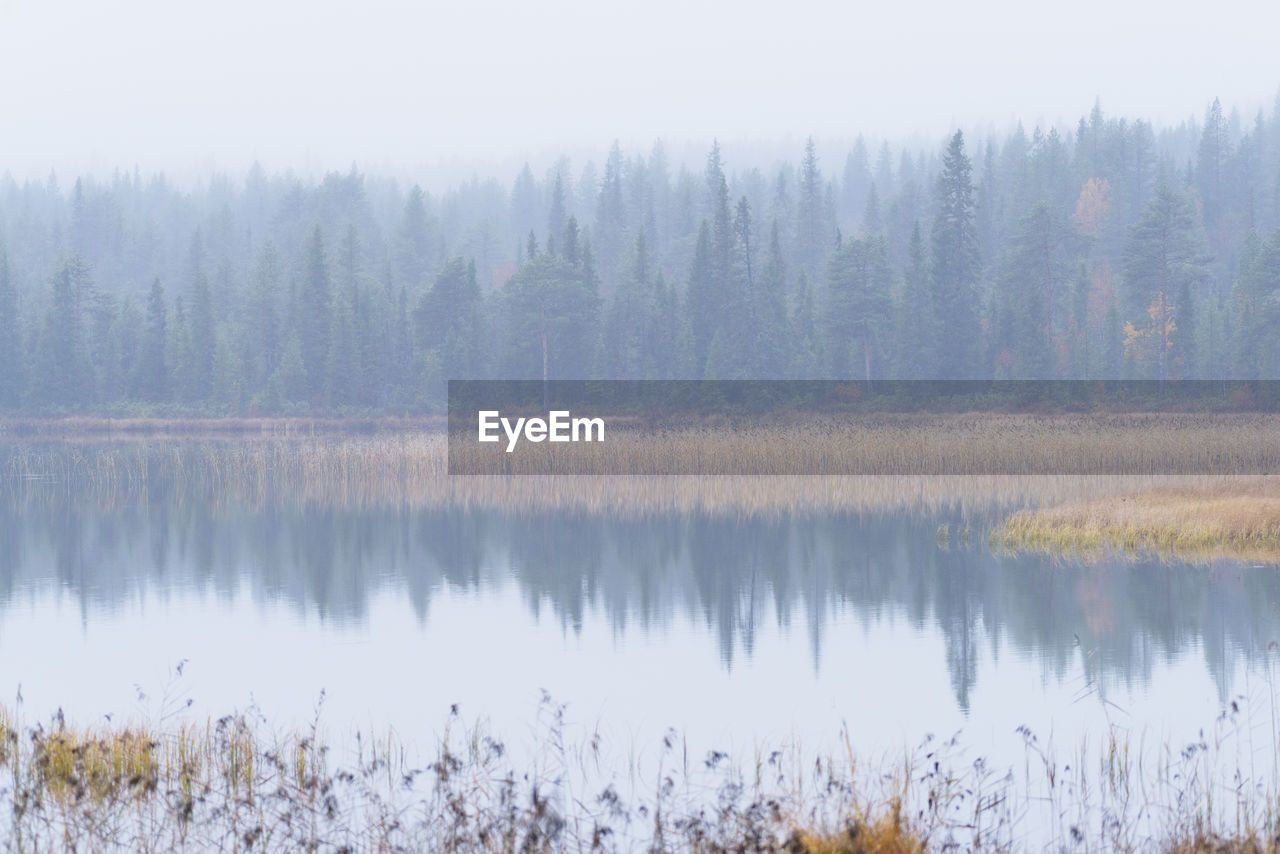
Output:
[
  {"left": 5, "top": 414, "right": 1279, "bottom": 516},
  {"left": 3, "top": 690, "right": 1280, "bottom": 852},
  {"left": 994, "top": 479, "right": 1280, "bottom": 561},
  {"left": 4, "top": 424, "right": 1280, "bottom": 850}
]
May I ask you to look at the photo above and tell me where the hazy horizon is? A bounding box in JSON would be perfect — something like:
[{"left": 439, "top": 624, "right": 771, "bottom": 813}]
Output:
[{"left": 2, "top": 0, "right": 1277, "bottom": 187}]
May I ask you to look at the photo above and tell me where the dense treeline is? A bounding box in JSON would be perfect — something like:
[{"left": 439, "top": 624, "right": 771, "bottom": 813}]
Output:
[{"left": 2, "top": 96, "right": 1280, "bottom": 413}]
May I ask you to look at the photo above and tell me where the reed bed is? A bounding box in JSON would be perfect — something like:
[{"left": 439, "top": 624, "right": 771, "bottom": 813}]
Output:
[
  {"left": 993, "top": 478, "right": 1280, "bottom": 562},
  {"left": 0, "top": 415, "right": 442, "bottom": 438},
  {"left": 451, "top": 413, "right": 1280, "bottom": 476},
  {"left": 2, "top": 417, "right": 1270, "bottom": 519}
]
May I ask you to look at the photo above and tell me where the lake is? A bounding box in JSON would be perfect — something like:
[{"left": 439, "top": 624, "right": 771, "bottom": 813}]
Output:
[{"left": 3, "top": 470, "right": 1274, "bottom": 786}]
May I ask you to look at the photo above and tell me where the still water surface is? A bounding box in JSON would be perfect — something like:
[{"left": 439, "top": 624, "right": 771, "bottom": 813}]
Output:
[{"left": 1, "top": 489, "right": 1277, "bottom": 775}]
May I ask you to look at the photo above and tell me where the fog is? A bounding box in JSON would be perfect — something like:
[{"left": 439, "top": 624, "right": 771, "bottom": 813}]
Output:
[{"left": 2, "top": 0, "right": 1277, "bottom": 181}]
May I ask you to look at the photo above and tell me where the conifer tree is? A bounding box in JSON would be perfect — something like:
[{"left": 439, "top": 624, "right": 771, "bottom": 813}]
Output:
[
  {"left": 299, "top": 226, "right": 332, "bottom": 397},
  {"left": 0, "top": 246, "right": 22, "bottom": 408},
  {"left": 930, "top": 131, "right": 982, "bottom": 378}
]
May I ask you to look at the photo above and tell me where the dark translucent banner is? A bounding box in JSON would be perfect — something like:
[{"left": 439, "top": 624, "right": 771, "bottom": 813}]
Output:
[{"left": 447, "top": 380, "right": 1280, "bottom": 475}]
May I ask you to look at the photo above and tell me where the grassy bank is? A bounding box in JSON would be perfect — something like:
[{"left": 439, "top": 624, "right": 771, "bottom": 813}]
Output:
[{"left": 993, "top": 478, "right": 1280, "bottom": 561}]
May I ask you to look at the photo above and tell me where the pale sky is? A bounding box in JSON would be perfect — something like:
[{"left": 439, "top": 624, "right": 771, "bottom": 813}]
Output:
[{"left": 1, "top": 0, "right": 1277, "bottom": 182}]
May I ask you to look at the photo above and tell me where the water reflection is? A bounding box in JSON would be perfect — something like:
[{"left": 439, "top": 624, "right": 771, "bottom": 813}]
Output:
[{"left": 2, "top": 496, "right": 1278, "bottom": 712}]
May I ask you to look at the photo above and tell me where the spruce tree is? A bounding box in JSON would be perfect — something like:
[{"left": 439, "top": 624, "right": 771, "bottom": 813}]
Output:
[
  {"left": 930, "top": 131, "right": 982, "bottom": 378},
  {"left": 299, "top": 226, "right": 332, "bottom": 398},
  {"left": 135, "top": 278, "right": 168, "bottom": 402},
  {"left": 0, "top": 246, "right": 22, "bottom": 408}
]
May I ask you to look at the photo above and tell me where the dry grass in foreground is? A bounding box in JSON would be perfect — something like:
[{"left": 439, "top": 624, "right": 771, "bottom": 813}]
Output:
[
  {"left": 3, "top": 695, "right": 1280, "bottom": 852},
  {"left": 993, "top": 478, "right": 1280, "bottom": 562}
]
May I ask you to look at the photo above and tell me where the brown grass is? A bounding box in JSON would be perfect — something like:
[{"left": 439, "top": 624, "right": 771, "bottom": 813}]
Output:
[
  {"left": 449, "top": 413, "right": 1280, "bottom": 475},
  {"left": 1163, "top": 829, "right": 1280, "bottom": 853},
  {"left": 1, "top": 698, "right": 1278, "bottom": 851},
  {"left": 0, "top": 432, "right": 1197, "bottom": 517},
  {"left": 0, "top": 415, "right": 444, "bottom": 438},
  {"left": 993, "top": 478, "right": 1280, "bottom": 561},
  {"left": 786, "top": 799, "right": 925, "bottom": 853},
  {"left": 6, "top": 414, "right": 1277, "bottom": 518}
]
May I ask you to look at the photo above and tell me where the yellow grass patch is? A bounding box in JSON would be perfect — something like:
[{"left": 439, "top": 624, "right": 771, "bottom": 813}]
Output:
[
  {"left": 786, "top": 800, "right": 926, "bottom": 853},
  {"left": 32, "top": 726, "right": 158, "bottom": 802},
  {"left": 993, "top": 478, "right": 1280, "bottom": 562}
]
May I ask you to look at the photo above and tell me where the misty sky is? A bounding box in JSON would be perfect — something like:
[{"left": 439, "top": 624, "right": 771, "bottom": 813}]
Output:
[{"left": 2, "top": 0, "right": 1277, "bottom": 181}]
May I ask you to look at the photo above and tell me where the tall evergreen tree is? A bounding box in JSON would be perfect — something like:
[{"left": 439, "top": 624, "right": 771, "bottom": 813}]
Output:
[
  {"left": 34, "top": 260, "right": 92, "bottom": 407},
  {"left": 187, "top": 269, "right": 215, "bottom": 401},
  {"left": 396, "top": 185, "right": 435, "bottom": 290},
  {"left": 1122, "top": 183, "right": 1207, "bottom": 380},
  {"left": 796, "top": 137, "right": 827, "bottom": 278},
  {"left": 685, "top": 222, "right": 715, "bottom": 378},
  {"left": 299, "top": 226, "right": 332, "bottom": 398},
  {"left": 996, "top": 202, "right": 1073, "bottom": 377},
  {"left": 326, "top": 226, "right": 362, "bottom": 406},
  {"left": 895, "top": 222, "right": 935, "bottom": 378},
  {"left": 824, "top": 234, "right": 893, "bottom": 382},
  {"left": 930, "top": 131, "right": 982, "bottom": 378},
  {"left": 0, "top": 246, "right": 22, "bottom": 408},
  {"left": 134, "top": 278, "right": 168, "bottom": 401}
]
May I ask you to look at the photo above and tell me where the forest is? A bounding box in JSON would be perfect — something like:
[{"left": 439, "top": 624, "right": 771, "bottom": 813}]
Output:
[{"left": 2, "top": 96, "right": 1280, "bottom": 414}]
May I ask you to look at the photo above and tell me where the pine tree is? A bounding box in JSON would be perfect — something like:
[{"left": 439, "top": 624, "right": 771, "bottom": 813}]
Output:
[
  {"left": 396, "top": 186, "right": 435, "bottom": 290},
  {"left": 246, "top": 242, "right": 281, "bottom": 392},
  {"left": 500, "top": 254, "right": 599, "bottom": 381},
  {"left": 861, "top": 183, "right": 884, "bottom": 236},
  {"left": 841, "top": 136, "right": 872, "bottom": 225},
  {"left": 796, "top": 137, "right": 827, "bottom": 278},
  {"left": 35, "top": 260, "right": 92, "bottom": 407},
  {"left": 604, "top": 229, "right": 656, "bottom": 379},
  {"left": 685, "top": 222, "right": 715, "bottom": 378},
  {"left": 1196, "top": 97, "right": 1231, "bottom": 226},
  {"left": 789, "top": 270, "right": 820, "bottom": 378},
  {"left": 547, "top": 171, "right": 567, "bottom": 255},
  {"left": 997, "top": 202, "right": 1072, "bottom": 378},
  {"left": 595, "top": 141, "right": 627, "bottom": 283},
  {"left": 416, "top": 256, "right": 484, "bottom": 392},
  {"left": 896, "top": 222, "right": 934, "bottom": 379},
  {"left": 326, "top": 227, "right": 362, "bottom": 407},
  {"left": 930, "top": 131, "right": 982, "bottom": 378},
  {"left": 1122, "top": 183, "right": 1207, "bottom": 381},
  {"left": 0, "top": 246, "right": 23, "bottom": 408},
  {"left": 134, "top": 278, "right": 168, "bottom": 401},
  {"left": 824, "top": 234, "right": 893, "bottom": 382},
  {"left": 299, "top": 226, "right": 332, "bottom": 398},
  {"left": 756, "top": 220, "right": 789, "bottom": 377},
  {"left": 188, "top": 269, "right": 215, "bottom": 401}
]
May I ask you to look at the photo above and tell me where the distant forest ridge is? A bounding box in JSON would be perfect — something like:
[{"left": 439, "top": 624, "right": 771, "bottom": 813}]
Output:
[{"left": 1, "top": 95, "right": 1280, "bottom": 414}]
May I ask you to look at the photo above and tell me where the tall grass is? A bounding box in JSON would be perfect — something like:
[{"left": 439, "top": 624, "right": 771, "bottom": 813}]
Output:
[
  {"left": 4, "top": 419, "right": 1270, "bottom": 518},
  {"left": 450, "top": 413, "right": 1280, "bottom": 476},
  {"left": 2, "top": 690, "right": 1280, "bottom": 851},
  {"left": 994, "top": 478, "right": 1280, "bottom": 561}
]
